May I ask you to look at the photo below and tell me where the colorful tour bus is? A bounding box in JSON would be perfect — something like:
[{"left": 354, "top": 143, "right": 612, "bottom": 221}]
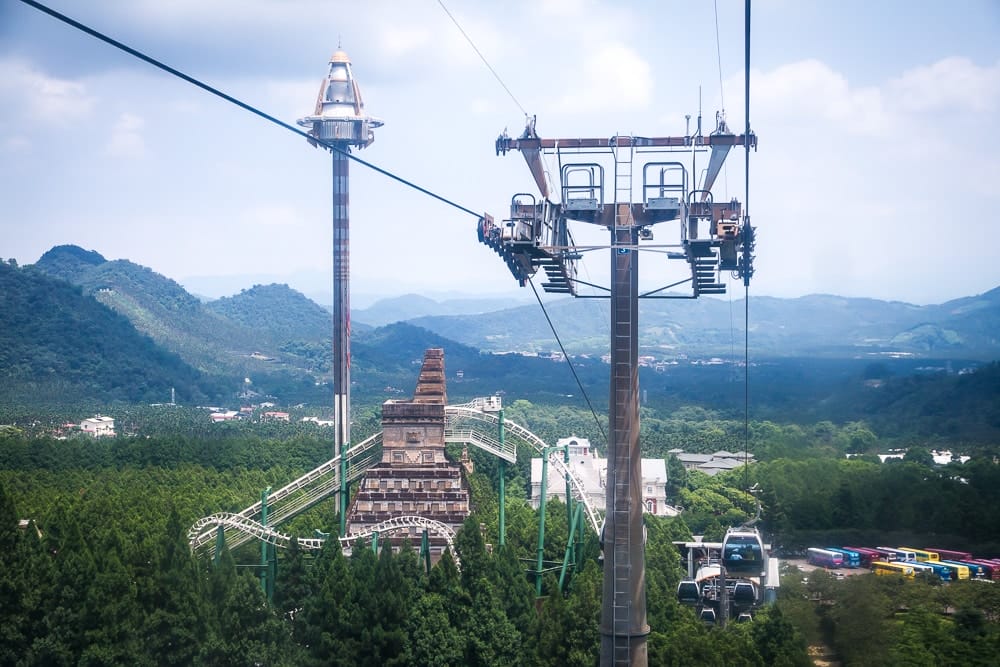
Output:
[
  {"left": 825, "top": 547, "right": 861, "bottom": 568},
  {"left": 876, "top": 547, "right": 918, "bottom": 562},
  {"left": 897, "top": 547, "right": 939, "bottom": 562},
  {"left": 924, "top": 547, "right": 973, "bottom": 561},
  {"left": 872, "top": 561, "right": 915, "bottom": 579},
  {"left": 908, "top": 561, "right": 953, "bottom": 582},
  {"left": 807, "top": 547, "right": 844, "bottom": 568},
  {"left": 843, "top": 546, "right": 881, "bottom": 567},
  {"left": 969, "top": 560, "right": 1000, "bottom": 581},
  {"left": 938, "top": 560, "right": 972, "bottom": 580}
]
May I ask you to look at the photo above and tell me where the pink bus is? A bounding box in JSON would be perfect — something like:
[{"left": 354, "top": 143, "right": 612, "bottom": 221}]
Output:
[{"left": 924, "top": 547, "right": 973, "bottom": 561}]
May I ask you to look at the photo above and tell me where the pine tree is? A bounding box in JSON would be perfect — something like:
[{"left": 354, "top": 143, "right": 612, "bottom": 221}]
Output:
[
  {"left": 273, "top": 536, "right": 311, "bottom": 624},
  {"left": 461, "top": 579, "right": 521, "bottom": 667},
  {"left": 406, "top": 593, "right": 464, "bottom": 667},
  {"left": 140, "top": 507, "right": 207, "bottom": 665},
  {"left": 197, "top": 571, "right": 301, "bottom": 666},
  {"left": 299, "top": 534, "right": 352, "bottom": 665},
  {"left": 0, "top": 483, "right": 31, "bottom": 664}
]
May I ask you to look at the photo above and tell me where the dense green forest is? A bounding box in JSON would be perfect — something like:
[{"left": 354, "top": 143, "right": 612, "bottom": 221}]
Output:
[
  {"left": 3, "top": 249, "right": 1000, "bottom": 663},
  {"left": 3, "top": 398, "right": 1000, "bottom": 665},
  {"left": 0, "top": 427, "right": 808, "bottom": 666}
]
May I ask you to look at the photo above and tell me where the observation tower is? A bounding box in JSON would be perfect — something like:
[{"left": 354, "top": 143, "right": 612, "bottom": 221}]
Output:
[{"left": 298, "top": 50, "right": 383, "bottom": 532}]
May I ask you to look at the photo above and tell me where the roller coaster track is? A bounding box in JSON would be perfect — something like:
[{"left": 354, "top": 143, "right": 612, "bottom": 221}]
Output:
[
  {"left": 188, "top": 397, "right": 601, "bottom": 558},
  {"left": 186, "top": 513, "right": 460, "bottom": 567},
  {"left": 188, "top": 430, "right": 382, "bottom": 555},
  {"left": 445, "top": 399, "right": 602, "bottom": 534}
]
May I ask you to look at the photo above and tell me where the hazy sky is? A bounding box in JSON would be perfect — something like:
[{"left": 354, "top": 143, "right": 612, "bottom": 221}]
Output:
[{"left": 2, "top": 0, "right": 998, "bottom": 306}]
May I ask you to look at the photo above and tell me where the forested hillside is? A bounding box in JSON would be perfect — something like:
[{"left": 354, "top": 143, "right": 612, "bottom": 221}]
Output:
[
  {"left": 27, "top": 245, "right": 1000, "bottom": 369},
  {"left": 206, "top": 283, "right": 332, "bottom": 345},
  {"left": 0, "top": 260, "right": 219, "bottom": 404},
  {"left": 6, "top": 246, "right": 1000, "bottom": 447},
  {"left": 34, "top": 246, "right": 274, "bottom": 376},
  {"left": 0, "top": 417, "right": 807, "bottom": 666}
]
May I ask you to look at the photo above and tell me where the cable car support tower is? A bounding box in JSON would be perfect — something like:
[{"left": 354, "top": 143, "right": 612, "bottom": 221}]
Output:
[{"left": 488, "top": 115, "right": 756, "bottom": 664}]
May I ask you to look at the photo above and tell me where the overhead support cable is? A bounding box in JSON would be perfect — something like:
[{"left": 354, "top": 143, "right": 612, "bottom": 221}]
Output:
[
  {"left": 438, "top": 0, "right": 617, "bottom": 454},
  {"left": 18, "top": 0, "right": 483, "bottom": 220},
  {"left": 713, "top": 0, "right": 726, "bottom": 114},
  {"left": 743, "top": 0, "right": 753, "bottom": 496},
  {"left": 528, "top": 278, "right": 608, "bottom": 447},
  {"left": 437, "top": 0, "right": 528, "bottom": 117},
  {"left": 714, "top": 0, "right": 730, "bottom": 198}
]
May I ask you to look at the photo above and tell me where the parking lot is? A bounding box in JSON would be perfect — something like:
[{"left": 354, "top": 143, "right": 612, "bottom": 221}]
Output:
[{"left": 784, "top": 558, "right": 869, "bottom": 578}]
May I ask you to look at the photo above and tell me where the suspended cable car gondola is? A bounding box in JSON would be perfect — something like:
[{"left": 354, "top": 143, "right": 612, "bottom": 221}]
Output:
[
  {"left": 677, "top": 579, "right": 700, "bottom": 605},
  {"left": 732, "top": 580, "right": 757, "bottom": 604},
  {"left": 722, "top": 527, "right": 766, "bottom": 576}
]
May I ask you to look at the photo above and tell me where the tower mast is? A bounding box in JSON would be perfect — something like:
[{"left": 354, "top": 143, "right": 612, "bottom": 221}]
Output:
[{"left": 298, "top": 50, "right": 382, "bottom": 534}]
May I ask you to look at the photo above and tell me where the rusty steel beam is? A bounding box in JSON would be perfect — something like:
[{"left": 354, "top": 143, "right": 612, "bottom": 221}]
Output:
[
  {"left": 500, "top": 133, "right": 756, "bottom": 153},
  {"left": 600, "top": 217, "right": 649, "bottom": 666}
]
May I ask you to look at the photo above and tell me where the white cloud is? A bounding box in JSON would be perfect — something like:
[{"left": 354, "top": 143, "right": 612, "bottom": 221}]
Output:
[
  {"left": 3, "top": 136, "right": 31, "bottom": 152},
  {"left": 731, "top": 55, "right": 1000, "bottom": 302},
  {"left": 889, "top": 57, "right": 1000, "bottom": 114},
  {"left": 550, "top": 43, "right": 652, "bottom": 113},
  {"left": 538, "top": 0, "right": 596, "bottom": 17},
  {"left": 106, "top": 112, "right": 146, "bottom": 158},
  {"left": 257, "top": 77, "right": 328, "bottom": 123},
  {"left": 738, "top": 59, "right": 889, "bottom": 136},
  {"left": 0, "top": 58, "right": 96, "bottom": 124},
  {"left": 377, "top": 25, "right": 433, "bottom": 60}
]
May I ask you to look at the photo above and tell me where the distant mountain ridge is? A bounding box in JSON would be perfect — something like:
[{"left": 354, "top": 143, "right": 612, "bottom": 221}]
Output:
[
  {"left": 352, "top": 293, "right": 534, "bottom": 327},
  {"left": 4, "top": 247, "right": 999, "bottom": 447},
  {"left": 30, "top": 245, "right": 1000, "bottom": 362},
  {"left": 403, "top": 289, "right": 1000, "bottom": 359},
  {"left": 35, "top": 246, "right": 265, "bottom": 376}
]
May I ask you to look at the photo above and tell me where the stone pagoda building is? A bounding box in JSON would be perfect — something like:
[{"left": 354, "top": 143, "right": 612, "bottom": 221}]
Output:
[{"left": 346, "top": 348, "right": 471, "bottom": 558}]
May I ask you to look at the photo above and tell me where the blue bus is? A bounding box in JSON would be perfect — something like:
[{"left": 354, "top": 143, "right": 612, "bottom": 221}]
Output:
[
  {"left": 950, "top": 560, "right": 988, "bottom": 578},
  {"left": 909, "top": 561, "right": 953, "bottom": 582}
]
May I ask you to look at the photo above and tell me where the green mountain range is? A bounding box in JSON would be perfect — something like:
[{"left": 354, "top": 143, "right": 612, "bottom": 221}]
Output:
[
  {"left": 3, "top": 245, "right": 998, "bottom": 443},
  {"left": 401, "top": 290, "right": 1000, "bottom": 359}
]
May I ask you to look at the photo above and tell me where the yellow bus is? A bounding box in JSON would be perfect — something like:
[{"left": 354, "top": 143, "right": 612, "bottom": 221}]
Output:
[
  {"left": 898, "top": 547, "right": 940, "bottom": 562},
  {"left": 872, "top": 561, "right": 916, "bottom": 579}
]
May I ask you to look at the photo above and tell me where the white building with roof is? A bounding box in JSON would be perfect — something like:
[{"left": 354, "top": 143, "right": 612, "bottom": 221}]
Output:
[
  {"left": 531, "top": 436, "right": 678, "bottom": 516},
  {"left": 670, "top": 448, "right": 754, "bottom": 476},
  {"left": 80, "top": 415, "right": 115, "bottom": 437}
]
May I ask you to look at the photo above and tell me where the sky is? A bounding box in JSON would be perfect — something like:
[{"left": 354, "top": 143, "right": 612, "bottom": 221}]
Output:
[{"left": 2, "top": 0, "right": 999, "bottom": 307}]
